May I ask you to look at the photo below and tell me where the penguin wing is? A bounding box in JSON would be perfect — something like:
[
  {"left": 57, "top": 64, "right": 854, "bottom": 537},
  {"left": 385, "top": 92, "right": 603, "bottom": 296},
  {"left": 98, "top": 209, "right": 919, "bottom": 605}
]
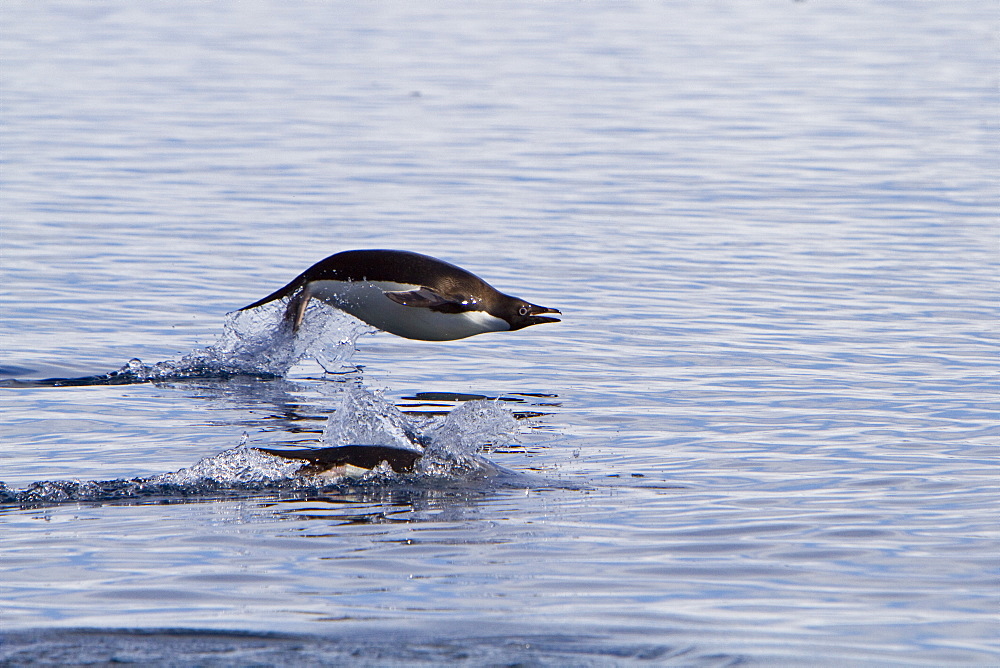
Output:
[{"left": 384, "top": 287, "right": 472, "bottom": 314}]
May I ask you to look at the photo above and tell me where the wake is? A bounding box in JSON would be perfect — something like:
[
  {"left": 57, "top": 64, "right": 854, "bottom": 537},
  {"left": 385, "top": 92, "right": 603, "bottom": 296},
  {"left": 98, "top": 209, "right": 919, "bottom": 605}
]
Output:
[
  {"left": 0, "top": 386, "right": 546, "bottom": 507},
  {"left": 15, "top": 300, "right": 376, "bottom": 386},
  {"left": 1, "top": 298, "right": 569, "bottom": 506}
]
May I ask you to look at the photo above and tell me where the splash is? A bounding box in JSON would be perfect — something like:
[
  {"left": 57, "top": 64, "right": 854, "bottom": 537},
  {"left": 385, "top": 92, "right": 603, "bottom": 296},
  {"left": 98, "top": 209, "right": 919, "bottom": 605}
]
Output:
[
  {"left": 40, "top": 299, "right": 377, "bottom": 385},
  {"left": 419, "top": 400, "right": 519, "bottom": 474},
  {"left": 193, "top": 300, "right": 378, "bottom": 376},
  {"left": 152, "top": 434, "right": 305, "bottom": 487},
  {"left": 425, "top": 400, "right": 519, "bottom": 456},
  {"left": 0, "top": 440, "right": 329, "bottom": 507},
  {"left": 318, "top": 385, "right": 519, "bottom": 474},
  {"left": 0, "top": 388, "right": 528, "bottom": 506},
  {"left": 323, "top": 385, "right": 423, "bottom": 451}
]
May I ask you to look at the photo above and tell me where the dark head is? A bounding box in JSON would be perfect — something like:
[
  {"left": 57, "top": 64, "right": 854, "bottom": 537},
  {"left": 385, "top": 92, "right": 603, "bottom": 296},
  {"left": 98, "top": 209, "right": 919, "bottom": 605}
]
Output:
[{"left": 500, "top": 297, "right": 561, "bottom": 331}]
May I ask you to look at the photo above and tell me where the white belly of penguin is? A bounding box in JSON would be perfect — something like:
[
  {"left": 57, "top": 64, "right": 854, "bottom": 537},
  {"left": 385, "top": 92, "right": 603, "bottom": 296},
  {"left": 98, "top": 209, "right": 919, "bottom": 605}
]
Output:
[{"left": 307, "top": 280, "right": 510, "bottom": 341}]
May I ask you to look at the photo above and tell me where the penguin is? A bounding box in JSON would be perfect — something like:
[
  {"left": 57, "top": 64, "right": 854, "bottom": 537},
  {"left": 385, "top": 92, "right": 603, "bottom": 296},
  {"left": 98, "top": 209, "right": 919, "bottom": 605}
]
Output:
[
  {"left": 256, "top": 444, "right": 422, "bottom": 476},
  {"left": 239, "top": 249, "right": 561, "bottom": 341}
]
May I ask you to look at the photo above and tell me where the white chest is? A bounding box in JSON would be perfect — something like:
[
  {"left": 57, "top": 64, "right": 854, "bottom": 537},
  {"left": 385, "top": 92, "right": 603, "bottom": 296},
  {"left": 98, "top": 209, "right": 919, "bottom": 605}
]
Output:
[{"left": 307, "top": 280, "right": 509, "bottom": 341}]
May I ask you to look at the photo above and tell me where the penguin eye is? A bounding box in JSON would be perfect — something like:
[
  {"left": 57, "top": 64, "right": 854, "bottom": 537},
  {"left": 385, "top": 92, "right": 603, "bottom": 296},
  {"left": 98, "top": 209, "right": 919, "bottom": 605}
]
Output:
[{"left": 518, "top": 306, "right": 529, "bottom": 316}]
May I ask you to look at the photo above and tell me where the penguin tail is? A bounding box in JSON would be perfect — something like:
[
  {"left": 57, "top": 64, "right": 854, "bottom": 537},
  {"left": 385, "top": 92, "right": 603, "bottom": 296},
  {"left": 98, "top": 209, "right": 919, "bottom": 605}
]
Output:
[
  {"left": 239, "top": 277, "right": 302, "bottom": 311},
  {"left": 239, "top": 277, "right": 311, "bottom": 333}
]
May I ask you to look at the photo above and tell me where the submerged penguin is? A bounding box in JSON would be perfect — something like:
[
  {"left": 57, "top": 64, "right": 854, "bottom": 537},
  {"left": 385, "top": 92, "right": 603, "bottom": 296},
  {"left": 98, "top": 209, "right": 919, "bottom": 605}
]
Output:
[
  {"left": 240, "top": 249, "right": 561, "bottom": 341},
  {"left": 256, "top": 444, "right": 422, "bottom": 476}
]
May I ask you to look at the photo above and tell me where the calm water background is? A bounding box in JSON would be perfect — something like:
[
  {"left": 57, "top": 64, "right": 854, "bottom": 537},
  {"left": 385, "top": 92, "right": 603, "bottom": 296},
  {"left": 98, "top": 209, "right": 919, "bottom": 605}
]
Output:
[{"left": 2, "top": 1, "right": 998, "bottom": 665}]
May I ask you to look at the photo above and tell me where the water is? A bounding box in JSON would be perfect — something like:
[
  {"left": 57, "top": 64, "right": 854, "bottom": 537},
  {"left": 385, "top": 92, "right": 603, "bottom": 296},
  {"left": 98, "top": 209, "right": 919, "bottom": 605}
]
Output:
[{"left": 2, "top": 0, "right": 997, "bottom": 664}]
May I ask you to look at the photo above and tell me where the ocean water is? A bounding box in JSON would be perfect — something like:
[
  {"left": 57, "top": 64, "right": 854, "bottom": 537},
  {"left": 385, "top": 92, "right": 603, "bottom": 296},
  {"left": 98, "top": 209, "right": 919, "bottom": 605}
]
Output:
[{"left": 2, "top": 1, "right": 998, "bottom": 665}]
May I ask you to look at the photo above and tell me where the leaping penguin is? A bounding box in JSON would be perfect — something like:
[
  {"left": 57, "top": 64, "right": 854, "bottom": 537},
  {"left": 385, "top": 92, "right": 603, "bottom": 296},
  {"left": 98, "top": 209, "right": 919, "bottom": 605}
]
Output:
[{"left": 239, "top": 249, "right": 561, "bottom": 341}]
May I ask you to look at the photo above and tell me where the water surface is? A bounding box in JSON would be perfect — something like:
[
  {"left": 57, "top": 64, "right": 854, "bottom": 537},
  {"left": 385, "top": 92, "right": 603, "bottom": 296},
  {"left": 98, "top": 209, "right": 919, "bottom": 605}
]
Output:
[{"left": 2, "top": 1, "right": 997, "bottom": 665}]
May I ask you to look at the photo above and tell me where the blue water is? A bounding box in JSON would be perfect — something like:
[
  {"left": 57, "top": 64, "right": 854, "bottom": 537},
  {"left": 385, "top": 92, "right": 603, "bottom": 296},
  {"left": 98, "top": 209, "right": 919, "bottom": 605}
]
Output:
[{"left": 2, "top": 1, "right": 998, "bottom": 665}]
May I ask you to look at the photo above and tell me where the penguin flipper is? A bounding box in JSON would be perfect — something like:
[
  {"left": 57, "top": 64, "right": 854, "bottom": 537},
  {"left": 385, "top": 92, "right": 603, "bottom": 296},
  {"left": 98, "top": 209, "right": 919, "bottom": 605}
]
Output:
[{"left": 384, "top": 287, "right": 468, "bottom": 314}]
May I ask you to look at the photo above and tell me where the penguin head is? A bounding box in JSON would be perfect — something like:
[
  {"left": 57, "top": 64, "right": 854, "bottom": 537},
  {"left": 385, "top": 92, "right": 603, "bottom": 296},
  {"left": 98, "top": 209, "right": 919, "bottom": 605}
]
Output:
[{"left": 502, "top": 298, "right": 561, "bottom": 331}]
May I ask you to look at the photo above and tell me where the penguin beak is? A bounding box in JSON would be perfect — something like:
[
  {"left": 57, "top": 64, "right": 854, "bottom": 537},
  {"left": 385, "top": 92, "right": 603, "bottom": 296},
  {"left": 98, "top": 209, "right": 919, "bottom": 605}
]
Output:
[{"left": 526, "top": 304, "right": 561, "bottom": 324}]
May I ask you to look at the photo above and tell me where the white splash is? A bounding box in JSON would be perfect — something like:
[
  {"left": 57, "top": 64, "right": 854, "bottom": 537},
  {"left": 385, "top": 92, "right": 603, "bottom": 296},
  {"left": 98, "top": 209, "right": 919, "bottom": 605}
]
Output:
[
  {"left": 150, "top": 389, "right": 520, "bottom": 487},
  {"left": 315, "top": 386, "right": 520, "bottom": 467},
  {"left": 424, "top": 400, "right": 519, "bottom": 459},
  {"left": 322, "top": 385, "right": 422, "bottom": 451},
  {"left": 106, "top": 298, "right": 377, "bottom": 382},
  {"left": 153, "top": 435, "right": 305, "bottom": 487},
  {"left": 418, "top": 400, "right": 519, "bottom": 475},
  {"left": 1, "top": 388, "right": 527, "bottom": 505},
  {"left": 187, "top": 299, "right": 377, "bottom": 375}
]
